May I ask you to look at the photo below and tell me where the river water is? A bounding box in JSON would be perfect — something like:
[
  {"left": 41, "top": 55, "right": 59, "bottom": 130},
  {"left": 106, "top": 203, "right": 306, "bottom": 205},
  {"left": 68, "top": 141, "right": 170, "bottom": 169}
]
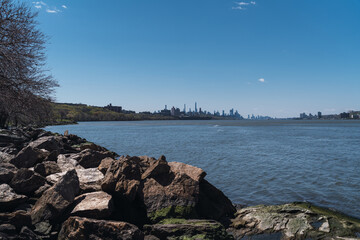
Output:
[{"left": 45, "top": 120, "right": 360, "bottom": 218}]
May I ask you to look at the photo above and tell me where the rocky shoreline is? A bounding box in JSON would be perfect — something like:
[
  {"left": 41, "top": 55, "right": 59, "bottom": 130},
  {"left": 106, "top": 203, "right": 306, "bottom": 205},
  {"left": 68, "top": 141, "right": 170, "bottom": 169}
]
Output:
[{"left": 0, "top": 127, "right": 359, "bottom": 240}]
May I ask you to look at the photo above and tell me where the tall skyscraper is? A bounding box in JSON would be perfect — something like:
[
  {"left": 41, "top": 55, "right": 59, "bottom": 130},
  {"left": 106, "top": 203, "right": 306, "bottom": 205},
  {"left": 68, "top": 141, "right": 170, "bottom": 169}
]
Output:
[
  {"left": 184, "top": 104, "right": 186, "bottom": 113},
  {"left": 195, "top": 102, "right": 198, "bottom": 113}
]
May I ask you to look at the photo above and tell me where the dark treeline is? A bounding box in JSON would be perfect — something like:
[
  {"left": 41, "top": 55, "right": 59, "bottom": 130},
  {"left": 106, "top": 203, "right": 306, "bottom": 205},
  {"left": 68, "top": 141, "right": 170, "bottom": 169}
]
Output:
[{"left": 50, "top": 103, "right": 177, "bottom": 124}]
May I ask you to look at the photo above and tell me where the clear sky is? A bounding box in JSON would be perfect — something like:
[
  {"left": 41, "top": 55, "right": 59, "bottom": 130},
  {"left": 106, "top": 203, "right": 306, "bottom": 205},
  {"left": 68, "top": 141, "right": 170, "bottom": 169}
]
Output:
[{"left": 29, "top": 0, "right": 360, "bottom": 118}]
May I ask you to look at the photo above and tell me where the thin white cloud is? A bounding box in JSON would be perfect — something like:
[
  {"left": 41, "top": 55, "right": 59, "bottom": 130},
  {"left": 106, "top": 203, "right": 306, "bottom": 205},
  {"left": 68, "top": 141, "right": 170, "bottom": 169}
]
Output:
[
  {"left": 33, "top": 1, "right": 46, "bottom": 9},
  {"left": 46, "top": 8, "right": 59, "bottom": 14},
  {"left": 33, "top": 1, "right": 46, "bottom": 6},
  {"left": 233, "top": 1, "right": 256, "bottom": 10},
  {"left": 232, "top": 6, "right": 245, "bottom": 10},
  {"left": 258, "top": 78, "right": 265, "bottom": 83},
  {"left": 32, "top": 1, "right": 67, "bottom": 13}
]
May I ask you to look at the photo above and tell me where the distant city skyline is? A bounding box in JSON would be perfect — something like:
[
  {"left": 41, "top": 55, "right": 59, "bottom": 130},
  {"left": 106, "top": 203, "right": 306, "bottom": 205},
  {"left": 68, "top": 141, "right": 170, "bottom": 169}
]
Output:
[{"left": 26, "top": 0, "right": 360, "bottom": 118}]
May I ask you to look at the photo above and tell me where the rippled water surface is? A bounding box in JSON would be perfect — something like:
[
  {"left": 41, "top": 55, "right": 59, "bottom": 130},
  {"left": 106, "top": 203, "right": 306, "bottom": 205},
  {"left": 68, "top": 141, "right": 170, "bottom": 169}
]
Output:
[{"left": 45, "top": 120, "right": 360, "bottom": 218}]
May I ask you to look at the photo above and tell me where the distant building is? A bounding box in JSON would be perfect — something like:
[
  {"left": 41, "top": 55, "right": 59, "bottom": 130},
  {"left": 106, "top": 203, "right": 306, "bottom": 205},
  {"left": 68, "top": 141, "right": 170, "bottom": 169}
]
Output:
[
  {"left": 318, "top": 112, "right": 322, "bottom": 119},
  {"left": 171, "top": 106, "right": 181, "bottom": 116},
  {"left": 300, "top": 113, "right": 307, "bottom": 119},
  {"left": 349, "top": 111, "right": 360, "bottom": 119},
  {"left": 160, "top": 109, "right": 171, "bottom": 116},
  {"left": 104, "top": 103, "right": 122, "bottom": 113},
  {"left": 340, "top": 112, "right": 350, "bottom": 119}
]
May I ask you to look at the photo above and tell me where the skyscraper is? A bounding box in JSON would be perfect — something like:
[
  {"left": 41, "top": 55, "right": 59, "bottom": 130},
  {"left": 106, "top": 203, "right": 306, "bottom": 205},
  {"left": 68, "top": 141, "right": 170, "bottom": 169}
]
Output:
[{"left": 195, "top": 102, "right": 198, "bottom": 113}]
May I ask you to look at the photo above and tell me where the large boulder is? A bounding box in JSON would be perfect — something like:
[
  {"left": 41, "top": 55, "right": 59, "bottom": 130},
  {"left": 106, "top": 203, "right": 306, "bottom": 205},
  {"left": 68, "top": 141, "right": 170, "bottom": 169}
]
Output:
[
  {"left": 142, "top": 173, "right": 199, "bottom": 222},
  {"left": 31, "top": 169, "right": 79, "bottom": 224},
  {"left": 0, "top": 163, "right": 17, "bottom": 184},
  {"left": 229, "top": 202, "right": 360, "bottom": 240},
  {"left": 10, "top": 146, "right": 50, "bottom": 168},
  {"left": 28, "top": 136, "right": 63, "bottom": 152},
  {"left": 144, "top": 219, "right": 232, "bottom": 240},
  {"left": 75, "top": 149, "right": 115, "bottom": 168},
  {"left": 9, "top": 136, "right": 63, "bottom": 168},
  {"left": 71, "top": 191, "right": 114, "bottom": 219},
  {"left": 168, "top": 162, "right": 206, "bottom": 182},
  {"left": 98, "top": 157, "right": 115, "bottom": 174},
  {"left": 102, "top": 155, "right": 235, "bottom": 224},
  {"left": 47, "top": 168, "right": 104, "bottom": 193},
  {"left": 58, "top": 217, "right": 144, "bottom": 240},
  {"left": 196, "top": 179, "right": 236, "bottom": 226},
  {"left": 0, "top": 184, "right": 27, "bottom": 211},
  {"left": 9, "top": 168, "right": 46, "bottom": 195}
]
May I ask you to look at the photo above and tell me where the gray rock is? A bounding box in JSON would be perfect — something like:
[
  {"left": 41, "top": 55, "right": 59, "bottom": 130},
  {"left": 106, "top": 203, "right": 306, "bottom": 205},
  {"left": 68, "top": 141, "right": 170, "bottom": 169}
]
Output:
[
  {"left": 31, "top": 169, "right": 79, "bottom": 224},
  {"left": 0, "top": 151, "right": 15, "bottom": 163},
  {"left": 56, "top": 154, "right": 83, "bottom": 172},
  {"left": 71, "top": 191, "right": 114, "bottom": 219},
  {"left": 229, "top": 203, "right": 360, "bottom": 240},
  {"left": 34, "top": 221, "right": 52, "bottom": 235},
  {"left": 0, "top": 184, "right": 27, "bottom": 211},
  {"left": 47, "top": 168, "right": 104, "bottom": 192}
]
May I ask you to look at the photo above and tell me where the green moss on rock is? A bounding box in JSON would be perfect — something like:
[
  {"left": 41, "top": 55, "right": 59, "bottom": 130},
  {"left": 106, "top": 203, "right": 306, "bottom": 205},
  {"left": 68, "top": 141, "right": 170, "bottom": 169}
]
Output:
[{"left": 148, "top": 205, "right": 197, "bottom": 223}]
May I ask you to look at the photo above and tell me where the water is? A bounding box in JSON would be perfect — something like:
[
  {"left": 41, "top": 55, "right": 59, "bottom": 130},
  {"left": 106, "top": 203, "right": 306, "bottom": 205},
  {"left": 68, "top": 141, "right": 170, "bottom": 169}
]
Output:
[{"left": 45, "top": 120, "right": 360, "bottom": 219}]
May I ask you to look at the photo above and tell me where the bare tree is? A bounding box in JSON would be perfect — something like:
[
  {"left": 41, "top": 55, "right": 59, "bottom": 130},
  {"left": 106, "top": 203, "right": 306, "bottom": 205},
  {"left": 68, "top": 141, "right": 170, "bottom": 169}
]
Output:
[{"left": 0, "top": 0, "right": 58, "bottom": 128}]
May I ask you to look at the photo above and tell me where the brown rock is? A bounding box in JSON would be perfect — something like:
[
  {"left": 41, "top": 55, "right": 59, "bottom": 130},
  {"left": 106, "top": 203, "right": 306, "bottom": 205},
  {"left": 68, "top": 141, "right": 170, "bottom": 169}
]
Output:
[
  {"left": 71, "top": 191, "right": 114, "bottom": 219},
  {"left": 10, "top": 146, "right": 50, "bottom": 168},
  {"left": 168, "top": 162, "right": 207, "bottom": 182},
  {"left": 31, "top": 169, "right": 79, "bottom": 224},
  {"left": 141, "top": 157, "right": 170, "bottom": 180},
  {"left": 58, "top": 217, "right": 144, "bottom": 240},
  {"left": 28, "top": 136, "right": 63, "bottom": 152},
  {"left": 9, "top": 169, "right": 46, "bottom": 195},
  {"left": 0, "top": 184, "right": 27, "bottom": 211},
  {"left": 101, "top": 157, "right": 142, "bottom": 195},
  {"left": 142, "top": 172, "right": 199, "bottom": 221},
  {"left": 196, "top": 179, "right": 236, "bottom": 226},
  {"left": 34, "top": 161, "right": 61, "bottom": 176},
  {"left": 76, "top": 149, "right": 114, "bottom": 168},
  {"left": 98, "top": 157, "right": 115, "bottom": 174}
]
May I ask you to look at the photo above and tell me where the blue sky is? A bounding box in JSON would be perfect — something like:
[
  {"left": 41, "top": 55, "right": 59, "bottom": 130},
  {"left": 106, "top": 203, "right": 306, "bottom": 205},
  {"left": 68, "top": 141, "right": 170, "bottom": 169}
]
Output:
[{"left": 30, "top": 0, "right": 360, "bottom": 117}]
